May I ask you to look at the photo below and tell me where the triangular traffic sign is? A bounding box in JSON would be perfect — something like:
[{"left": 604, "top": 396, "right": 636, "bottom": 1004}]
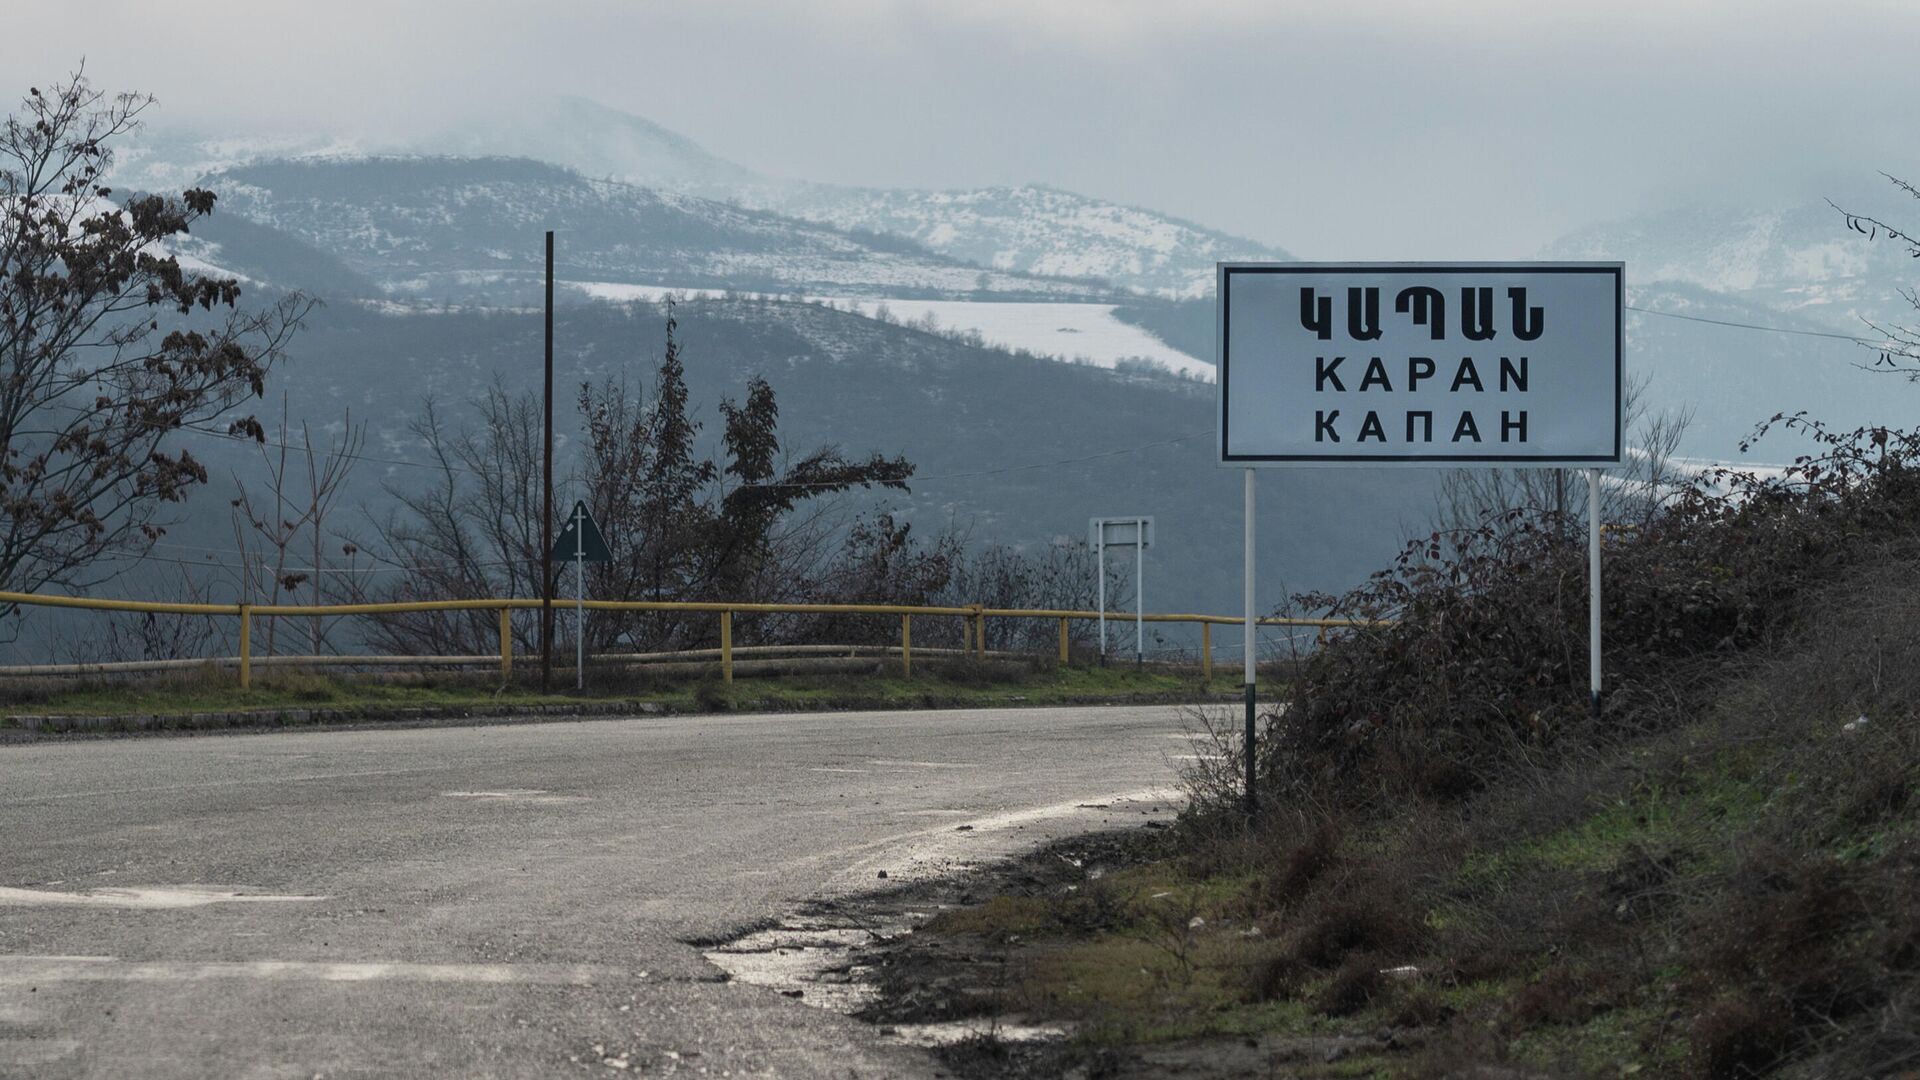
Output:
[{"left": 551, "top": 500, "right": 612, "bottom": 562}]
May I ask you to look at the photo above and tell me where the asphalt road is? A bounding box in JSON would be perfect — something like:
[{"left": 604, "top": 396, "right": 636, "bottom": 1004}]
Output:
[{"left": 0, "top": 705, "right": 1196, "bottom": 1079}]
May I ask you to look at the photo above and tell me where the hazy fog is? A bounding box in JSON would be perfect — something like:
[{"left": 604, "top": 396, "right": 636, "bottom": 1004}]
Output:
[{"left": 9, "top": 0, "right": 1918, "bottom": 257}]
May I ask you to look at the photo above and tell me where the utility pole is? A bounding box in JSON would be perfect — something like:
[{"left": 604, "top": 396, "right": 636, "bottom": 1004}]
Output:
[{"left": 541, "top": 230, "right": 555, "bottom": 691}]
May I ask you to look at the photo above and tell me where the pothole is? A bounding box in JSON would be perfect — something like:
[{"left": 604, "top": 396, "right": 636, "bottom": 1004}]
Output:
[
  {"left": 702, "top": 912, "right": 909, "bottom": 1015},
  {"left": 885, "top": 1019, "right": 1068, "bottom": 1047}
]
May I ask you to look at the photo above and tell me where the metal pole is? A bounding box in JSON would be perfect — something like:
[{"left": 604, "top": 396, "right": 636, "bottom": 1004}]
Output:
[
  {"left": 1244, "top": 469, "right": 1257, "bottom": 824},
  {"left": 1096, "top": 530, "right": 1106, "bottom": 664},
  {"left": 1588, "top": 468, "right": 1602, "bottom": 717},
  {"left": 1135, "top": 516, "right": 1144, "bottom": 668},
  {"left": 575, "top": 504, "right": 585, "bottom": 692},
  {"left": 540, "top": 230, "right": 555, "bottom": 692}
]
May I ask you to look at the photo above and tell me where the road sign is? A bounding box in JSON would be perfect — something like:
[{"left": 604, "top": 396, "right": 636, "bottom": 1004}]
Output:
[
  {"left": 1089, "top": 516, "right": 1154, "bottom": 666},
  {"left": 1217, "top": 263, "right": 1623, "bottom": 467},
  {"left": 1215, "top": 261, "right": 1626, "bottom": 821},
  {"left": 1088, "top": 517, "right": 1153, "bottom": 550},
  {"left": 550, "top": 501, "right": 611, "bottom": 563}
]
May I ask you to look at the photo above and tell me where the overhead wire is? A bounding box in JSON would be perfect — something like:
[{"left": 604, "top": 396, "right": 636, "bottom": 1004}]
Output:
[{"left": 1624, "top": 303, "right": 1891, "bottom": 346}]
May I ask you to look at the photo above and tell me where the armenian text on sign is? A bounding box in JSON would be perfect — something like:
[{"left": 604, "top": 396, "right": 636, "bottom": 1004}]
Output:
[{"left": 1217, "top": 264, "right": 1622, "bottom": 466}]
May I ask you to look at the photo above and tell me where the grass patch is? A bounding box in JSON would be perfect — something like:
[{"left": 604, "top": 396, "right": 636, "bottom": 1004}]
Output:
[{"left": 0, "top": 661, "right": 1228, "bottom": 721}]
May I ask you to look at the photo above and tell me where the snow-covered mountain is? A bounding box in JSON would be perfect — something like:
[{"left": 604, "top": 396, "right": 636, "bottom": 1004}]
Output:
[
  {"left": 1543, "top": 196, "right": 1920, "bottom": 332},
  {"left": 415, "top": 97, "right": 1293, "bottom": 296},
  {"left": 416, "top": 96, "right": 775, "bottom": 201},
  {"left": 769, "top": 183, "right": 1289, "bottom": 299},
  {"left": 205, "top": 156, "right": 1110, "bottom": 303},
  {"left": 107, "top": 129, "right": 362, "bottom": 199},
  {"left": 120, "top": 96, "right": 1290, "bottom": 297}
]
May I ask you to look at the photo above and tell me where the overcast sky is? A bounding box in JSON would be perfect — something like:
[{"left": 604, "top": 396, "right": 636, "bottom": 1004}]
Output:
[{"left": 9, "top": 0, "right": 1918, "bottom": 257}]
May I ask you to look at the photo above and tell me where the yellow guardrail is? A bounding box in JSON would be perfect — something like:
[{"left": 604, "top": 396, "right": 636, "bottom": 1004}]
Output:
[{"left": 0, "top": 590, "right": 1384, "bottom": 688}]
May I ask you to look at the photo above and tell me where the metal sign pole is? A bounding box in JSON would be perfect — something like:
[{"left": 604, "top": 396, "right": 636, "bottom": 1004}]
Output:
[
  {"left": 575, "top": 503, "right": 585, "bottom": 692},
  {"left": 1121, "top": 515, "right": 1136, "bottom": 664},
  {"left": 1244, "top": 469, "right": 1257, "bottom": 823},
  {"left": 1588, "top": 468, "right": 1602, "bottom": 717},
  {"left": 1096, "top": 530, "right": 1106, "bottom": 664}
]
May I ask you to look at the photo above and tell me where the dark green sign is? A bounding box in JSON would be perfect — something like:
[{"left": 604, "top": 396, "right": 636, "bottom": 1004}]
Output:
[{"left": 551, "top": 501, "right": 612, "bottom": 562}]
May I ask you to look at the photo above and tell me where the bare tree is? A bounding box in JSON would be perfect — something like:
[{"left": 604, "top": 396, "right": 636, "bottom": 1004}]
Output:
[
  {"left": 0, "top": 71, "right": 309, "bottom": 608},
  {"left": 227, "top": 397, "right": 362, "bottom": 654},
  {"left": 1830, "top": 174, "right": 1920, "bottom": 372},
  {"left": 1435, "top": 374, "right": 1692, "bottom": 538},
  {"left": 46, "top": 566, "right": 227, "bottom": 663},
  {"left": 348, "top": 383, "right": 545, "bottom": 658}
]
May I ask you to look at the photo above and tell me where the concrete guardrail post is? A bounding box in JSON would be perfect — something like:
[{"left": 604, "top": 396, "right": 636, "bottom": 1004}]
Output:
[
  {"left": 499, "top": 608, "right": 512, "bottom": 680},
  {"left": 1058, "top": 617, "right": 1069, "bottom": 666},
  {"left": 901, "top": 614, "right": 912, "bottom": 677},
  {"left": 1202, "top": 622, "right": 1213, "bottom": 681}
]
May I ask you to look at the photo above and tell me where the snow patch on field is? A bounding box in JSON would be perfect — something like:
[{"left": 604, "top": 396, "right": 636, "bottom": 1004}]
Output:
[{"left": 566, "top": 282, "right": 1212, "bottom": 380}]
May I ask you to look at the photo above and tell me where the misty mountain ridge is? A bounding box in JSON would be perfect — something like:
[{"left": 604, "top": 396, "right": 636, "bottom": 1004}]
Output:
[
  {"left": 204, "top": 155, "right": 1113, "bottom": 303},
  {"left": 1542, "top": 195, "right": 1920, "bottom": 333},
  {"left": 115, "top": 95, "right": 1290, "bottom": 298}
]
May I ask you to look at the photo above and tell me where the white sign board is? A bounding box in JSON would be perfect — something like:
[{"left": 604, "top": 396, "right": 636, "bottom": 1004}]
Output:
[
  {"left": 1089, "top": 517, "right": 1153, "bottom": 549},
  {"left": 1217, "top": 263, "right": 1622, "bottom": 466}
]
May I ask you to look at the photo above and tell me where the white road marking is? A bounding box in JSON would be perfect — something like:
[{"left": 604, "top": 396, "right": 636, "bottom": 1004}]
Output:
[
  {"left": 864, "top": 760, "right": 981, "bottom": 770},
  {"left": 440, "top": 790, "right": 588, "bottom": 803},
  {"left": 0, "top": 886, "right": 326, "bottom": 910},
  {"left": 806, "top": 767, "right": 871, "bottom": 775},
  {"left": 0, "top": 956, "right": 613, "bottom": 986},
  {"left": 0, "top": 1038, "right": 82, "bottom": 1066},
  {"left": 4, "top": 766, "right": 458, "bottom": 806}
]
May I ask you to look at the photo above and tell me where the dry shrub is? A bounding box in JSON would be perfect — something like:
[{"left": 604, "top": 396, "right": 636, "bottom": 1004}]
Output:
[
  {"left": 1242, "top": 945, "right": 1306, "bottom": 1004},
  {"left": 1265, "top": 423, "right": 1920, "bottom": 811},
  {"left": 1315, "top": 952, "right": 1387, "bottom": 1016},
  {"left": 1691, "top": 995, "right": 1793, "bottom": 1079},
  {"left": 1508, "top": 965, "right": 1604, "bottom": 1028},
  {"left": 1262, "top": 816, "right": 1342, "bottom": 906},
  {"left": 1286, "top": 870, "right": 1426, "bottom": 969}
]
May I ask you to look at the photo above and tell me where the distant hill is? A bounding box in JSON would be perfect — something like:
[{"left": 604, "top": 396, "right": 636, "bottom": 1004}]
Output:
[
  {"left": 205, "top": 156, "right": 1110, "bottom": 303},
  {"left": 1542, "top": 195, "right": 1920, "bottom": 331},
  {"left": 768, "top": 183, "right": 1292, "bottom": 299},
  {"left": 120, "top": 97, "right": 1293, "bottom": 298}
]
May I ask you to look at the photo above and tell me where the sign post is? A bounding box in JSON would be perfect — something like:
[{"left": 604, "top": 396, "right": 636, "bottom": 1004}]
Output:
[
  {"left": 1089, "top": 517, "right": 1155, "bottom": 666},
  {"left": 1218, "top": 262, "right": 1623, "bottom": 822},
  {"left": 549, "top": 500, "right": 612, "bottom": 691},
  {"left": 1243, "top": 469, "right": 1256, "bottom": 822},
  {"left": 1588, "top": 468, "right": 1602, "bottom": 716}
]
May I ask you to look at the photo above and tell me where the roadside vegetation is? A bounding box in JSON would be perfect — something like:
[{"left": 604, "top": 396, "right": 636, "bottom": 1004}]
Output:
[
  {"left": 894, "top": 418, "right": 1920, "bottom": 1078},
  {"left": 0, "top": 658, "right": 1232, "bottom": 727}
]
